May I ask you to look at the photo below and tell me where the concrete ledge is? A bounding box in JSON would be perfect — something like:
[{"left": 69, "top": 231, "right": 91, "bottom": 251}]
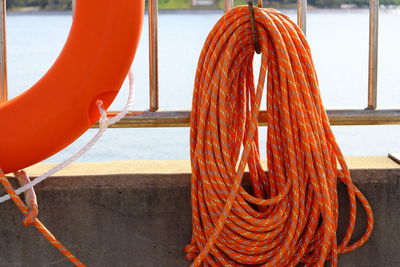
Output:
[
  {"left": 0, "top": 157, "right": 399, "bottom": 266},
  {"left": 23, "top": 156, "right": 400, "bottom": 176}
]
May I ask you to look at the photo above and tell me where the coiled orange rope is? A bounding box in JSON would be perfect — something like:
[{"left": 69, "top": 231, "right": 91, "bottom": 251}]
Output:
[
  {"left": 185, "top": 5, "right": 374, "bottom": 266},
  {"left": 0, "top": 170, "right": 85, "bottom": 266}
]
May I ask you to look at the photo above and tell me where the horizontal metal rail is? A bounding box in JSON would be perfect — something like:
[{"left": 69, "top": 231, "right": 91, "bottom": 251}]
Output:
[{"left": 95, "top": 109, "right": 400, "bottom": 128}]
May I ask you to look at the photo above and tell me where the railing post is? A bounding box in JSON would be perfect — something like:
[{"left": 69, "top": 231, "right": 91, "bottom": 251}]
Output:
[
  {"left": 368, "top": 0, "right": 379, "bottom": 110},
  {"left": 297, "top": 0, "right": 307, "bottom": 34},
  {"left": 0, "top": 0, "right": 7, "bottom": 104},
  {"left": 149, "top": 0, "right": 159, "bottom": 112},
  {"left": 224, "top": 0, "right": 233, "bottom": 12}
]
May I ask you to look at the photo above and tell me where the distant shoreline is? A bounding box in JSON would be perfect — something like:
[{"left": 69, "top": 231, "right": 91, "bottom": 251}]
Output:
[{"left": 6, "top": 6, "right": 400, "bottom": 16}]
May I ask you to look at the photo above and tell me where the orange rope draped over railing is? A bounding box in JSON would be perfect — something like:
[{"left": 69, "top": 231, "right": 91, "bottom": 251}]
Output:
[
  {"left": 0, "top": 170, "right": 85, "bottom": 266},
  {"left": 185, "top": 5, "right": 374, "bottom": 266}
]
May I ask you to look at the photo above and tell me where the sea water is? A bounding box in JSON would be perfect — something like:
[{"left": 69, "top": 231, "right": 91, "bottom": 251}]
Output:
[{"left": 5, "top": 9, "right": 400, "bottom": 162}]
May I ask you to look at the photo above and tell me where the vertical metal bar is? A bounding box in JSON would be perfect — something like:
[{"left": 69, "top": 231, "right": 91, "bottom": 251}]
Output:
[
  {"left": 72, "top": 0, "right": 75, "bottom": 14},
  {"left": 224, "top": 0, "right": 233, "bottom": 12},
  {"left": 368, "top": 0, "right": 379, "bottom": 109},
  {"left": 297, "top": 0, "right": 307, "bottom": 34},
  {"left": 0, "top": 0, "right": 7, "bottom": 104},
  {"left": 149, "top": 0, "right": 159, "bottom": 112}
]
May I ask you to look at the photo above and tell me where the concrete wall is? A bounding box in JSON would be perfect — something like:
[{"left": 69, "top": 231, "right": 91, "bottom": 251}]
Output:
[{"left": 0, "top": 158, "right": 399, "bottom": 266}]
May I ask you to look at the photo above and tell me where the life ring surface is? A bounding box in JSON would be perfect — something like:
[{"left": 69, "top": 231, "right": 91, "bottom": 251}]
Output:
[{"left": 0, "top": 0, "right": 144, "bottom": 174}]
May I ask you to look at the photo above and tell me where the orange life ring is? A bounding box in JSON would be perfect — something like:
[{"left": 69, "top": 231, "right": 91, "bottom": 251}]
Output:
[{"left": 0, "top": 0, "right": 144, "bottom": 174}]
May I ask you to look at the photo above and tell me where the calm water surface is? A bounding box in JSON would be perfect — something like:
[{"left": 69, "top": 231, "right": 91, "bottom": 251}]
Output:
[{"left": 6, "top": 9, "right": 400, "bottom": 162}]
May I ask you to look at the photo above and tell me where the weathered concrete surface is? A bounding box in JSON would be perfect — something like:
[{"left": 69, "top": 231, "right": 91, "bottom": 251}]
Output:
[{"left": 0, "top": 158, "right": 399, "bottom": 266}]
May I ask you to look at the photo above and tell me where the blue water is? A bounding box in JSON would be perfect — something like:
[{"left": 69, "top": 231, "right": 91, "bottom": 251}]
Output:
[{"left": 5, "top": 9, "right": 400, "bottom": 162}]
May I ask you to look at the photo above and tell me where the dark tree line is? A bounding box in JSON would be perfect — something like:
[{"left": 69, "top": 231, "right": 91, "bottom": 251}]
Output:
[
  {"left": 7, "top": 0, "right": 72, "bottom": 10},
  {"left": 257, "top": 0, "right": 400, "bottom": 8},
  {"left": 6, "top": 0, "right": 400, "bottom": 10},
  {"left": 306, "top": 0, "right": 399, "bottom": 7}
]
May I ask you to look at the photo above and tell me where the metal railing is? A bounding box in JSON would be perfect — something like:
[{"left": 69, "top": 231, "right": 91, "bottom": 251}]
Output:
[
  {"left": 1, "top": 0, "right": 399, "bottom": 127},
  {"left": 0, "top": 0, "right": 6, "bottom": 104}
]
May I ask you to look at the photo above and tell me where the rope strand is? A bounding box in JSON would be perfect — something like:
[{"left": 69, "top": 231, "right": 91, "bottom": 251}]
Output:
[
  {"left": 0, "top": 70, "right": 135, "bottom": 265},
  {"left": 0, "top": 171, "right": 86, "bottom": 266},
  {"left": 0, "top": 70, "right": 135, "bottom": 204}
]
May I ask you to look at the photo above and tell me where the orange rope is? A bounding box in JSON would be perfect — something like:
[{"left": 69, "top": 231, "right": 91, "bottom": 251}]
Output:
[
  {"left": 0, "top": 170, "right": 85, "bottom": 266},
  {"left": 185, "top": 5, "right": 374, "bottom": 266}
]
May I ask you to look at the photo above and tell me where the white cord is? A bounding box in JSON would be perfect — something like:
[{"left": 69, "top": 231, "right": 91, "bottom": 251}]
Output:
[{"left": 0, "top": 70, "right": 135, "bottom": 204}]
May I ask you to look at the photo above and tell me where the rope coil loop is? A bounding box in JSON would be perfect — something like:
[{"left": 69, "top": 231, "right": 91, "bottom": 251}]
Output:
[{"left": 186, "top": 5, "right": 373, "bottom": 266}]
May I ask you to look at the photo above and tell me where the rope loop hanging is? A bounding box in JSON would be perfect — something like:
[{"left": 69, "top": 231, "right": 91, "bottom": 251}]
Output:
[
  {"left": 0, "top": 170, "right": 86, "bottom": 266},
  {"left": 186, "top": 5, "right": 374, "bottom": 266}
]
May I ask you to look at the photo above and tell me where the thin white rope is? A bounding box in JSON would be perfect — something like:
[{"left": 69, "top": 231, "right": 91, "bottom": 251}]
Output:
[{"left": 0, "top": 70, "right": 135, "bottom": 204}]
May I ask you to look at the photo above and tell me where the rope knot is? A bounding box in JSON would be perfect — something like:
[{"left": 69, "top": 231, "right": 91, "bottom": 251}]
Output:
[{"left": 96, "top": 100, "right": 110, "bottom": 128}]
